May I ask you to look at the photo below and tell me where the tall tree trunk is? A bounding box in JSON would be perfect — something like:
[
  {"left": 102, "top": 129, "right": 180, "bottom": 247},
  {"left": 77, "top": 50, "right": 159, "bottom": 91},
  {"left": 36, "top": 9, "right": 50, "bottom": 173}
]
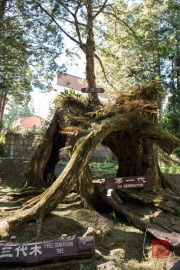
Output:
[
  {"left": 75, "top": 0, "right": 100, "bottom": 206},
  {"left": 0, "top": 91, "right": 8, "bottom": 134},
  {"left": 0, "top": 0, "right": 8, "bottom": 133},
  {"left": 86, "top": 1, "right": 100, "bottom": 106},
  {"left": 0, "top": 0, "right": 7, "bottom": 29}
]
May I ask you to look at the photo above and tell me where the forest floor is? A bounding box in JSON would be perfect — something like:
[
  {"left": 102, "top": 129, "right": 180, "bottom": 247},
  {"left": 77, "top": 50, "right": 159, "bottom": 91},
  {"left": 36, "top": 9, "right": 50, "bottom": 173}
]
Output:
[{"left": 0, "top": 173, "right": 180, "bottom": 270}]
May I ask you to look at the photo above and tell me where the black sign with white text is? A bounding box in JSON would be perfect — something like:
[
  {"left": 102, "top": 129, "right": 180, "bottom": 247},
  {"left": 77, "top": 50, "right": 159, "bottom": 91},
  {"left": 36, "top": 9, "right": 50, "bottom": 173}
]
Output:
[
  {"left": 105, "top": 176, "right": 154, "bottom": 189},
  {"left": 0, "top": 235, "right": 95, "bottom": 266},
  {"left": 81, "top": 88, "right": 105, "bottom": 93}
]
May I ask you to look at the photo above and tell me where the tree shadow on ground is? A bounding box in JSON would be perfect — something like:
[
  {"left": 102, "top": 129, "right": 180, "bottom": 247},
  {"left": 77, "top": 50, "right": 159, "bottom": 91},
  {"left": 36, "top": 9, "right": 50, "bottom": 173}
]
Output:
[{"left": 1, "top": 185, "right": 180, "bottom": 270}]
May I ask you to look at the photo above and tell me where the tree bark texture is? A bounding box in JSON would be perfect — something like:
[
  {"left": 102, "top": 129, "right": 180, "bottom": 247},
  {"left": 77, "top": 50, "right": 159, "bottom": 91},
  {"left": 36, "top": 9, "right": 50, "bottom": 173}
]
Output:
[
  {"left": 0, "top": 0, "right": 7, "bottom": 29},
  {"left": 0, "top": 115, "right": 179, "bottom": 236},
  {"left": 0, "top": 91, "right": 8, "bottom": 134},
  {"left": 98, "top": 186, "right": 180, "bottom": 254},
  {"left": 102, "top": 115, "right": 179, "bottom": 192},
  {"left": 23, "top": 109, "right": 66, "bottom": 188},
  {"left": 76, "top": 164, "right": 95, "bottom": 209},
  {"left": 0, "top": 0, "right": 8, "bottom": 134},
  {"left": 86, "top": 1, "right": 100, "bottom": 105}
]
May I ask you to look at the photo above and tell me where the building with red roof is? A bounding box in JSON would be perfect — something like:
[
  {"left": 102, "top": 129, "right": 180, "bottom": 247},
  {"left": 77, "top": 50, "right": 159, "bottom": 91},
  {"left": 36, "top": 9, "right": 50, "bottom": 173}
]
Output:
[
  {"left": 55, "top": 73, "right": 107, "bottom": 99},
  {"left": 12, "top": 116, "right": 46, "bottom": 132}
]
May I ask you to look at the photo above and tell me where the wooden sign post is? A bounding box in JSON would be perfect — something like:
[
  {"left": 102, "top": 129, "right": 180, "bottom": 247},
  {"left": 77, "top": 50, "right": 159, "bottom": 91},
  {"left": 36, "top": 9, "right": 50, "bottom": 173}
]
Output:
[
  {"left": 0, "top": 235, "right": 95, "bottom": 266},
  {"left": 105, "top": 176, "right": 154, "bottom": 190},
  {"left": 81, "top": 88, "right": 105, "bottom": 93}
]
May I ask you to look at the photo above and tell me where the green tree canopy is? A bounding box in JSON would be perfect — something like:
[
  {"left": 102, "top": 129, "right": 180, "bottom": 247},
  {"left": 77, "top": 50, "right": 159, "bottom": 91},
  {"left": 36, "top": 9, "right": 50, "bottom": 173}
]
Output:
[
  {"left": 95, "top": 1, "right": 167, "bottom": 92},
  {"left": 0, "top": 0, "right": 66, "bottom": 133},
  {"left": 3, "top": 98, "right": 35, "bottom": 130}
]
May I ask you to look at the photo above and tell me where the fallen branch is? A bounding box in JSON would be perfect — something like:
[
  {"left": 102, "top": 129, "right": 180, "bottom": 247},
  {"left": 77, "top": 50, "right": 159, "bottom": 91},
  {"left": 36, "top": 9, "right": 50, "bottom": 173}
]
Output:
[{"left": 98, "top": 186, "right": 180, "bottom": 254}]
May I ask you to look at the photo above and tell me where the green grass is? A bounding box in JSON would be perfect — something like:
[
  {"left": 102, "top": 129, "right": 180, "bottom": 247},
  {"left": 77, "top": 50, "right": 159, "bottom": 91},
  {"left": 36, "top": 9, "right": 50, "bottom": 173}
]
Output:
[
  {"left": 89, "top": 161, "right": 118, "bottom": 170},
  {"left": 89, "top": 161, "right": 118, "bottom": 178},
  {"left": 161, "top": 166, "right": 180, "bottom": 174}
]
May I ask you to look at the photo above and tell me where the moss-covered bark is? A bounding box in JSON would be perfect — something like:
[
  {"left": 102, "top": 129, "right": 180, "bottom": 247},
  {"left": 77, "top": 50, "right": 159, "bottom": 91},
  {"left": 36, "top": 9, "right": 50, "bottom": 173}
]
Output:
[
  {"left": 0, "top": 115, "right": 179, "bottom": 238},
  {"left": 22, "top": 109, "right": 66, "bottom": 189},
  {"left": 102, "top": 115, "right": 179, "bottom": 192},
  {"left": 98, "top": 186, "right": 180, "bottom": 254},
  {"left": 76, "top": 164, "right": 96, "bottom": 209}
]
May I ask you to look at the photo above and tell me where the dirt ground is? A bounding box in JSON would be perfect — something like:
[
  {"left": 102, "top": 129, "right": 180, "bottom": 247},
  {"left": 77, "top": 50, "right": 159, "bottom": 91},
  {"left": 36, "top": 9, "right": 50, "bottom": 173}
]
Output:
[{"left": 0, "top": 174, "right": 180, "bottom": 270}]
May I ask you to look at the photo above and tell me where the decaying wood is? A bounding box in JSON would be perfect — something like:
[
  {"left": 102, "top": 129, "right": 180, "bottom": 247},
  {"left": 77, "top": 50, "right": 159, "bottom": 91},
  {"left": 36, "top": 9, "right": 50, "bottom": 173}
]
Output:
[
  {"left": 0, "top": 118, "right": 122, "bottom": 235},
  {"left": 116, "top": 189, "right": 180, "bottom": 215},
  {"left": 98, "top": 186, "right": 147, "bottom": 230},
  {"left": 0, "top": 114, "right": 179, "bottom": 239},
  {"left": 76, "top": 164, "right": 96, "bottom": 209},
  {"left": 98, "top": 186, "right": 180, "bottom": 254},
  {"left": 97, "top": 260, "right": 117, "bottom": 270},
  {"left": 147, "top": 229, "right": 180, "bottom": 255},
  {"left": 22, "top": 109, "right": 67, "bottom": 189}
]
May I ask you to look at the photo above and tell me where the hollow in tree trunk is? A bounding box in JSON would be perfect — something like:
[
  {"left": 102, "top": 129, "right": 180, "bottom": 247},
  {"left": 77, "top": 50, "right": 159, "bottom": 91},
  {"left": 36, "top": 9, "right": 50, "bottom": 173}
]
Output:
[
  {"left": 1, "top": 114, "right": 179, "bottom": 238},
  {"left": 23, "top": 109, "right": 66, "bottom": 189}
]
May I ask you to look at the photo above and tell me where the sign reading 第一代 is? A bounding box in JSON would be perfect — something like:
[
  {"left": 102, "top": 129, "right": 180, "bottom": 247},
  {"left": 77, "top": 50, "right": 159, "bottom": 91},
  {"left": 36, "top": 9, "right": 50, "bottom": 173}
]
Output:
[
  {"left": 105, "top": 176, "right": 154, "bottom": 190},
  {"left": 0, "top": 235, "right": 95, "bottom": 265},
  {"left": 81, "top": 88, "right": 105, "bottom": 93}
]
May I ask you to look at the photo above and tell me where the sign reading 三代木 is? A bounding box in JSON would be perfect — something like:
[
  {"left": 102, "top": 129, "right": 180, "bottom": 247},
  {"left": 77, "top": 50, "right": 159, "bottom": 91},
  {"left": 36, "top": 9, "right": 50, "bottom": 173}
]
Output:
[
  {"left": 81, "top": 88, "right": 105, "bottom": 93},
  {"left": 0, "top": 235, "right": 95, "bottom": 265},
  {"left": 105, "top": 176, "right": 154, "bottom": 190}
]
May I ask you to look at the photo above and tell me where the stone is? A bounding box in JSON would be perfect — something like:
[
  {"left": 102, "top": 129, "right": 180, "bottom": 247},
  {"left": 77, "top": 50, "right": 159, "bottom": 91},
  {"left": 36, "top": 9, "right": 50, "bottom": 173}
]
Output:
[
  {"left": 94, "top": 249, "right": 103, "bottom": 260},
  {"left": 96, "top": 229, "right": 104, "bottom": 245},
  {"left": 110, "top": 248, "right": 125, "bottom": 260},
  {"left": 83, "top": 227, "right": 104, "bottom": 245},
  {"left": 10, "top": 236, "right": 16, "bottom": 242},
  {"left": 97, "top": 260, "right": 117, "bottom": 270},
  {"left": 83, "top": 227, "right": 94, "bottom": 237},
  {"left": 0, "top": 221, "right": 9, "bottom": 239}
]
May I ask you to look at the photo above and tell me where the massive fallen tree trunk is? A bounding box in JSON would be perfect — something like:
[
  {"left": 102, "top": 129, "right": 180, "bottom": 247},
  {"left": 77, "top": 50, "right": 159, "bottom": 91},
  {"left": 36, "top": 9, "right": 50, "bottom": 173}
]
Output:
[
  {"left": 0, "top": 115, "right": 179, "bottom": 238},
  {"left": 98, "top": 186, "right": 180, "bottom": 254}
]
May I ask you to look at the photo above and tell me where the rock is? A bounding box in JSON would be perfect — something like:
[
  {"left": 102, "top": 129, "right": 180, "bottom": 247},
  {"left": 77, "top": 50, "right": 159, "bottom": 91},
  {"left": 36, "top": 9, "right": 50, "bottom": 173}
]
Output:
[
  {"left": 96, "top": 229, "right": 104, "bottom": 245},
  {"left": 10, "top": 236, "right": 16, "bottom": 242},
  {"left": 94, "top": 249, "right": 103, "bottom": 259},
  {"left": 0, "top": 221, "right": 9, "bottom": 240},
  {"left": 83, "top": 227, "right": 104, "bottom": 245},
  {"left": 110, "top": 248, "right": 125, "bottom": 260},
  {"left": 97, "top": 260, "right": 117, "bottom": 270},
  {"left": 61, "top": 234, "right": 68, "bottom": 239},
  {"left": 83, "top": 227, "right": 94, "bottom": 237}
]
